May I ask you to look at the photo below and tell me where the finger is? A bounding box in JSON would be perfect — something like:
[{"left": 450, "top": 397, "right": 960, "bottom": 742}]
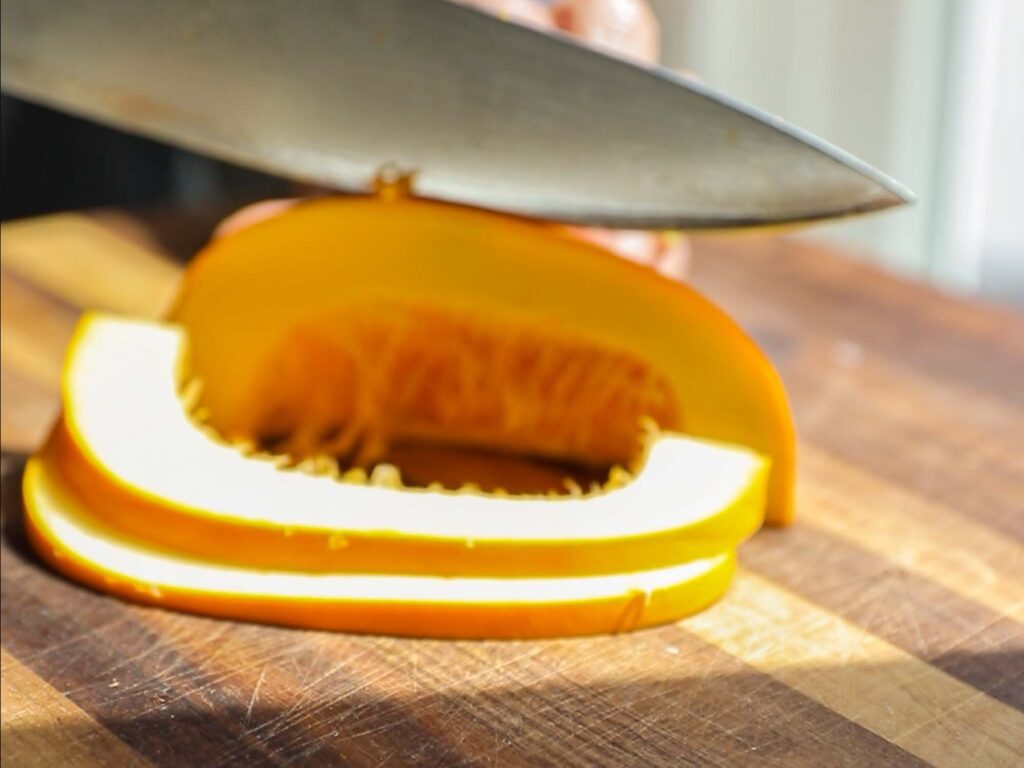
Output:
[
  {"left": 550, "top": 0, "right": 660, "bottom": 64},
  {"left": 562, "top": 227, "right": 689, "bottom": 282},
  {"left": 213, "top": 199, "right": 299, "bottom": 238},
  {"left": 453, "top": 0, "right": 554, "bottom": 28}
]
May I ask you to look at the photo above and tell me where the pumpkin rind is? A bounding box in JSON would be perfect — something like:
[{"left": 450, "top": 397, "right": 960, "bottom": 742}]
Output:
[{"left": 24, "top": 457, "right": 735, "bottom": 639}]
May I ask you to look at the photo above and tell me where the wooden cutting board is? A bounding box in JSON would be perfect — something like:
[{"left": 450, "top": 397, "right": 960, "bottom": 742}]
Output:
[{"left": 2, "top": 212, "right": 1022, "bottom": 767}]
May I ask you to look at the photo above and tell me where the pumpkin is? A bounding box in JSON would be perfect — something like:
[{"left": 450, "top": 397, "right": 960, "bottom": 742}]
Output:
[
  {"left": 24, "top": 458, "right": 735, "bottom": 639},
  {"left": 25, "top": 192, "right": 795, "bottom": 638},
  {"left": 172, "top": 195, "right": 794, "bottom": 522},
  {"left": 43, "top": 313, "right": 767, "bottom": 577}
]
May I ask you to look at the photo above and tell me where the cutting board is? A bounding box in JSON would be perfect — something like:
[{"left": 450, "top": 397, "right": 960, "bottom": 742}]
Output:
[{"left": 2, "top": 212, "right": 1023, "bottom": 767}]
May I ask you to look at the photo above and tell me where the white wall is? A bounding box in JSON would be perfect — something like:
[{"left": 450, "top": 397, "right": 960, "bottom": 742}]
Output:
[
  {"left": 650, "top": 0, "right": 1024, "bottom": 304},
  {"left": 977, "top": 0, "right": 1024, "bottom": 302}
]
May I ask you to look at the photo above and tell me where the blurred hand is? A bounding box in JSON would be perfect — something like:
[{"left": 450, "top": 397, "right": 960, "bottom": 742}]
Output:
[
  {"left": 455, "top": 0, "right": 687, "bottom": 280},
  {"left": 458, "top": 0, "right": 658, "bottom": 62},
  {"left": 551, "top": 0, "right": 660, "bottom": 63},
  {"left": 455, "top": 0, "right": 553, "bottom": 27},
  {"left": 218, "top": 0, "right": 688, "bottom": 281}
]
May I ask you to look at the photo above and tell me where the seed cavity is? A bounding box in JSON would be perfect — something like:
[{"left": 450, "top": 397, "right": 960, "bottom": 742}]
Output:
[{"left": 178, "top": 349, "right": 660, "bottom": 500}]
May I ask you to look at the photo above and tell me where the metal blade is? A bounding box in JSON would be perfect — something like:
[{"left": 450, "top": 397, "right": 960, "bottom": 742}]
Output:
[{"left": 1, "top": 0, "right": 912, "bottom": 228}]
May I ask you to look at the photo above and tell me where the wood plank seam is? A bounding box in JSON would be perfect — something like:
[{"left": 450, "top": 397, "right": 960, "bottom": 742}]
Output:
[{"left": 685, "top": 571, "right": 1024, "bottom": 768}]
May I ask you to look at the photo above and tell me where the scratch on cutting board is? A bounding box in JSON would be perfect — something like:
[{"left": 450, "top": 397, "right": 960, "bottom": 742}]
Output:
[
  {"left": 244, "top": 665, "right": 268, "bottom": 729},
  {"left": 15, "top": 616, "right": 134, "bottom": 666}
]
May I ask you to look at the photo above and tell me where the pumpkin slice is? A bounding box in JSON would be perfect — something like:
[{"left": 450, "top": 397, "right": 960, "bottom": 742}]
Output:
[
  {"left": 53, "top": 313, "right": 768, "bottom": 577},
  {"left": 171, "top": 196, "right": 795, "bottom": 524},
  {"left": 24, "top": 457, "right": 735, "bottom": 639}
]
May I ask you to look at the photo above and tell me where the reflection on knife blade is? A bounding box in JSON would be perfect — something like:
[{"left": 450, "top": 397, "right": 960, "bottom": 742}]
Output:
[{"left": 0, "top": 0, "right": 912, "bottom": 228}]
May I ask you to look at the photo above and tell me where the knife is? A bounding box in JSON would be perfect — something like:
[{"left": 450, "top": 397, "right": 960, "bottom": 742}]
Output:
[{"left": 0, "top": 0, "right": 912, "bottom": 229}]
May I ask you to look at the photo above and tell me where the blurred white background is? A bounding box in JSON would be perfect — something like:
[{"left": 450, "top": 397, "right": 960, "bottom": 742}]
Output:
[{"left": 650, "top": 0, "right": 1024, "bottom": 305}]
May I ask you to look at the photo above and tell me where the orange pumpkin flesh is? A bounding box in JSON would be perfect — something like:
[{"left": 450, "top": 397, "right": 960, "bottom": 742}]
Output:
[{"left": 172, "top": 196, "right": 794, "bottom": 523}]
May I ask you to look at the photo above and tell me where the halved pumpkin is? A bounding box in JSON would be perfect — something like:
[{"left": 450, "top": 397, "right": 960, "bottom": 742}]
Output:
[
  {"left": 24, "top": 457, "right": 735, "bottom": 639},
  {"left": 171, "top": 196, "right": 795, "bottom": 524},
  {"left": 50, "top": 313, "right": 768, "bottom": 577}
]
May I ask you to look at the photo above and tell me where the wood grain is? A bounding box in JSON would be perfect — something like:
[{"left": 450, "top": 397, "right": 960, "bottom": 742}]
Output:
[
  {"left": 0, "top": 649, "right": 152, "bottom": 768},
  {"left": 0, "top": 214, "right": 179, "bottom": 318},
  {"left": 794, "top": 447, "right": 1024, "bottom": 617},
  {"left": 2, "top": 212, "right": 1022, "bottom": 767},
  {"left": 0, "top": 537, "right": 929, "bottom": 768},
  {"left": 686, "top": 574, "right": 1024, "bottom": 768},
  {"left": 0, "top": 268, "right": 79, "bottom": 387}
]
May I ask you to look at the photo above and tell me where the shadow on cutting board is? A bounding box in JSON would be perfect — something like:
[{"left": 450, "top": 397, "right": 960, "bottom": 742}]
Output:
[{"left": 2, "top": 455, "right": 1021, "bottom": 767}]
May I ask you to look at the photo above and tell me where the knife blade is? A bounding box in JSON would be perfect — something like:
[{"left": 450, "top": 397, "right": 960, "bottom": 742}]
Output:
[{"left": 0, "top": 0, "right": 912, "bottom": 229}]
